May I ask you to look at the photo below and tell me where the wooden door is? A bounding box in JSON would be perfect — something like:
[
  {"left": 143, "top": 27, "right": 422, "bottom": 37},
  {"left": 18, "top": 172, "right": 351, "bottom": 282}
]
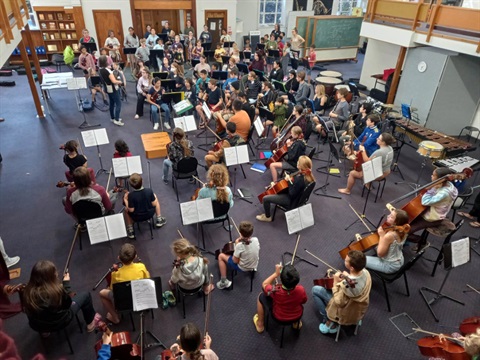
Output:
[
  {"left": 205, "top": 10, "right": 227, "bottom": 46},
  {"left": 93, "top": 10, "right": 124, "bottom": 59},
  {"left": 136, "top": 10, "right": 180, "bottom": 37}
]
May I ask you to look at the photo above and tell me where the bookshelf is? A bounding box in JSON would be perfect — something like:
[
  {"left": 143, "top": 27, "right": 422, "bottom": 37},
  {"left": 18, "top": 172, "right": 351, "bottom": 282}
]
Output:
[{"left": 34, "top": 6, "right": 85, "bottom": 56}]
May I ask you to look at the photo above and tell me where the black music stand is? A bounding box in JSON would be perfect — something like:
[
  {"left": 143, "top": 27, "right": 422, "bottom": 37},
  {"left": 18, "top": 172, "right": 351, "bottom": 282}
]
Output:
[
  {"left": 113, "top": 277, "right": 166, "bottom": 359},
  {"left": 123, "top": 47, "right": 137, "bottom": 55},
  {"left": 420, "top": 242, "right": 466, "bottom": 322},
  {"left": 150, "top": 49, "right": 164, "bottom": 61},
  {"left": 204, "top": 50, "right": 215, "bottom": 62},
  {"left": 268, "top": 49, "right": 280, "bottom": 59},
  {"left": 314, "top": 139, "right": 341, "bottom": 199},
  {"left": 203, "top": 42, "right": 212, "bottom": 51},
  {"left": 162, "top": 91, "right": 183, "bottom": 105},
  {"left": 223, "top": 41, "right": 234, "bottom": 49},
  {"left": 242, "top": 51, "right": 252, "bottom": 62},
  {"left": 256, "top": 43, "right": 265, "bottom": 51},
  {"left": 161, "top": 79, "right": 177, "bottom": 92},
  {"left": 253, "top": 69, "right": 265, "bottom": 82},
  {"left": 282, "top": 233, "right": 318, "bottom": 268},
  {"left": 152, "top": 72, "right": 169, "bottom": 80},
  {"left": 158, "top": 34, "right": 168, "bottom": 43},
  {"left": 255, "top": 107, "right": 275, "bottom": 151},
  {"left": 81, "top": 42, "right": 97, "bottom": 54},
  {"left": 221, "top": 55, "right": 231, "bottom": 65},
  {"left": 272, "top": 80, "right": 286, "bottom": 93},
  {"left": 212, "top": 71, "right": 228, "bottom": 81},
  {"left": 237, "top": 63, "right": 249, "bottom": 75},
  {"left": 390, "top": 130, "right": 406, "bottom": 180}
]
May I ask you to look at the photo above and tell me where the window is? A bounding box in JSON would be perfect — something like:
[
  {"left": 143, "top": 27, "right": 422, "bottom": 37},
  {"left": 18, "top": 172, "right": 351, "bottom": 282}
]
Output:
[
  {"left": 25, "top": 0, "right": 39, "bottom": 29},
  {"left": 259, "top": 0, "right": 283, "bottom": 26}
]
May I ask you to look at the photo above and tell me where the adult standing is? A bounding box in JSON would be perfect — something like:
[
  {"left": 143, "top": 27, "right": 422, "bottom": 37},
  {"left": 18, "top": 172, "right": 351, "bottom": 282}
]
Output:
[
  {"left": 290, "top": 28, "right": 305, "bottom": 70},
  {"left": 144, "top": 24, "right": 152, "bottom": 39},
  {"left": 271, "top": 23, "right": 281, "bottom": 40},
  {"left": 124, "top": 27, "right": 139, "bottom": 74},
  {"left": 184, "top": 20, "right": 195, "bottom": 36},
  {"left": 200, "top": 25, "right": 212, "bottom": 45},
  {"left": 162, "top": 21, "right": 171, "bottom": 36},
  {"left": 134, "top": 69, "right": 152, "bottom": 119},
  {"left": 99, "top": 55, "right": 124, "bottom": 126}
]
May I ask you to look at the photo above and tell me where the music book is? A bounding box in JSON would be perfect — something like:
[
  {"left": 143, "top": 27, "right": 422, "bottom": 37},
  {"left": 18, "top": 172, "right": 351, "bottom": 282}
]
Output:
[
  {"left": 174, "top": 115, "right": 197, "bottom": 132},
  {"left": 180, "top": 198, "right": 214, "bottom": 225},
  {"left": 86, "top": 214, "right": 127, "bottom": 244},
  {"left": 66, "top": 77, "right": 87, "bottom": 90},
  {"left": 224, "top": 145, "right": 250, "bottom": 166},
  {"left": 250, "top": 162, "right": 267, "bottom": 173},
  {"left": 202, "top": 101, "right": 212, "bottom": 119},
  {"left": 131, "top": 279, "right": 158, "bottom": 311},
  {"left": 172, "top": 99, "right": 193, "bottom": 115},
  {"left": 254, "top": 116, "right": 265, "bottom": 137},
  {"left": 285, "top": 203, "right": 314, "bottom": 235},
  {"left": 362, "top": 157, "right": 383, "bottom": 184},
  {"left": 444, "top": 238, "right": 470, "bottom": 268},
  {"left": 260, "top": 151, "right": 273, "bottom": 159},
  {"left": 112, "top": 156, "right": 143, "bottom": 177},
  {"left": 81, "top": 128, "right": 109, "bottom": 147}
]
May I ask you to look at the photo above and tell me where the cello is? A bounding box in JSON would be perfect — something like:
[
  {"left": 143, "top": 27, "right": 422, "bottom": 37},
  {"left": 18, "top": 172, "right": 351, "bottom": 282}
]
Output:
[
  {"left": 257, "top": 169, "right": 310, "bottom": 203},
  {"left": 270, "top": 113, "right": 296, "bottom": 150},
  {"left": 459, "top": 317, "right": 480, "bottom": 336},
  {"left": 413, "top": 328, "right": 468, "bottom": 360},
  {"left": 94, "top": 320, "right": 141, "bottom": 360}
]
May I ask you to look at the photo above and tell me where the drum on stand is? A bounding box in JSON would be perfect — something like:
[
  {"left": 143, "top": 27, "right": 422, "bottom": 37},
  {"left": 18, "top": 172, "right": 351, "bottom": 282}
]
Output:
[
  {"left": 417, "top": 141, "right": 444, "bottom": 159},
  {"left": 315, "top": 76, "right": 342, "bottom": 96},
  {"left": 320, "top": 70, "right": 342, "bottom": 78}
]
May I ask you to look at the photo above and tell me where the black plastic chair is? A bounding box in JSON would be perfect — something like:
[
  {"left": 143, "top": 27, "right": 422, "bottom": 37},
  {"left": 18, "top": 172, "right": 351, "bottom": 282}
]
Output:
[
  {"left": 458, "top": 126, "right": 479, "bottom": 144},
  {"left": 72, "top": 200, "right": 103, "bottom": 250},
  {"left": 451, "top": 187, "right": 474, "bottom": 222},
  {"left": 200, "top": 201, "right": 232, "bottom": 248},
  {"left": 172, "top": 157, "right": 199, "bottom": 202},
  {"left": 369, "top": 247, "right": 427, "bottom": 312},
  {"left": 132, "top": 211, "right": 155, "bottom": 240},
  {"left": 51, "top": 53, "right": 66, "bottom": 72},
  {"left": 272, "top": 181, "right": 316, "bottom": 221},
  {"left": 265, "top": 307, "right": 303, "bottom": 348},
  {"left": 230, "top": 268, "right": 256, "bottom": 292},
  {"left": 176, "top": 284, "right": 206, "bottom": 319}
]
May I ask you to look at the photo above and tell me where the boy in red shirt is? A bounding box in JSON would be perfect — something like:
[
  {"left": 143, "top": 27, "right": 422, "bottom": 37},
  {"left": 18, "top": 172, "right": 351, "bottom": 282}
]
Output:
[
  {"left": 306, "top": 44, "right": 316, "bottom": 84},
  {"left": 253, "top": 264, "right": 307, "bottom": 333}
]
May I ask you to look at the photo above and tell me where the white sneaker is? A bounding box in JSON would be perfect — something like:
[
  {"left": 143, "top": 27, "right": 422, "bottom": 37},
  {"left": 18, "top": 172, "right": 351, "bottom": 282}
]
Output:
[
  {"left": 164, "top": 122, "right": 171, "bottom": 130},
  {"left": 110, "top": 119, "right": 115, "bottom": 123},
  {"left": 113, "top": 120, "right": 124, "bottom": 126},
  {"left": 5, "top": 256, "right": 20, "bottom": 268},
  {"left": 153, "top": 123, "right": 159, "bottom": 130},
  {"left": 216, "top": 279, "right": 232, "bottom": 290},
  {"left": 134, "top": 114, "right": 139, "bottom": 119}
]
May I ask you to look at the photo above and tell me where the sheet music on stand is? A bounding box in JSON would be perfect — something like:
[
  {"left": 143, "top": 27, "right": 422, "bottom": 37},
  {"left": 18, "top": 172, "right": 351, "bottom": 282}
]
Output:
[
  {"left": 112, "top": 156, "right": 143, "bottom": 177},
  {"left": 362, "top": 156, "right": 383, "bottom": 184},
  {"left": 86, "top": 214, "right": 127, "bottom": 244},
  {"left": 202, "top": 102, "right": 212, "bottom": 119},
  {"left": 81, "top": 128, "right": 109, "bottom": 147},
  {"left": 254, "top": 116, "right": 265, "bottom": 137},
  {"left": 444, "top": 237, "right": 470, "bottom": 268},
  {"left": 66, "top": 77, "right": 87, "bottom": 90},
  {"left": 285, "top": 203, "right": 314, "bottom": 235},
  {"left": 180, "top": 198, "right": 214, "bottom": 225},
  {"left": 174, "top": 115, "right": 197, "bottom": 132},
  {"left": 131, "top": 279, "right": 158, "bottom": 311},
  {"left": 224, "top": 145, "right": 250, "bottom": 166}
]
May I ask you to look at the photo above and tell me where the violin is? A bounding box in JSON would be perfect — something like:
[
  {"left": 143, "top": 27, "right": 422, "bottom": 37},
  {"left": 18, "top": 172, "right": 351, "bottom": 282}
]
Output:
[
  {"left": 94, "top": 320, "right": 141, "bottom": 360},
  {"left": 56, "top": 180, "right": 73, "bottom": 188},
  {"left": 305, "top": 250, "right": 357, "bottom": 289},
  {"left": 172, "top": 259, "right": 185, "bottom": 268},
  {"left": 191, "top": 176, "right": 211, "bottom": 201},
  {"left": 3, "top": 284, "right": 26, "bottom": 296},
  {"left": 459, "top": 317, "right": 480, "bottom": 336},
  {"left": 414, "top": 328, "right": 468, "bottom": 360},
  {"left": 214, "top": 242, "right": 235, "bottom": 260}
]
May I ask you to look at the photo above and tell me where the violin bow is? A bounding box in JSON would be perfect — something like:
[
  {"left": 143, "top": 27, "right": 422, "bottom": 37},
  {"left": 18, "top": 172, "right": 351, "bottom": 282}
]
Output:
[
  {"left": 278, "top": 112, "right": 294, "bottom": 134},
  {"left": 348, "top": 203, "right": 372, "bottom": 233},
  {"left": 204, "top": 274, "right": 214, "bottom": 338},
  {"left": 304, "top": 249, "right": 340, "bottom": 273},
  {"left": 290, "top": 234, "right": 301, "bottom": 266},
  {"left": 64, "top": 226, "right": 81, "bottom": 276},
  {"left": 192, "top": 175, "right": 206, "bottom": 186},
  {"left": 204, "top": 123, "right": 223, "bottom": 141},
  {"left": 230, "top": 217, "right": 241, "bottom": 237},
  {"left": 177, "top": 229, "right": 184, "bottom": 238},
  {"left": 106, "top": 168, "right": 113, "bottom": 192}
]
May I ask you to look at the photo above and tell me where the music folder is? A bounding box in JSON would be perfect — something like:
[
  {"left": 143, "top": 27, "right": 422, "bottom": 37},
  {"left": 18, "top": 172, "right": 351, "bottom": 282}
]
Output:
[
  {"left": 224, "top": 145, "right": 250, "bottom": 166},
  {"left": 285, "top": 203, "right": 314, "bottom": 235},
  {"left": 86, "top": 214, "right": 127, "bottom": 244},
  {"left": 112, "top": 155, "right": 143, "bottom": 177},
  {"left": 180, "top": 198, "right": 214, "bottom": 225}
]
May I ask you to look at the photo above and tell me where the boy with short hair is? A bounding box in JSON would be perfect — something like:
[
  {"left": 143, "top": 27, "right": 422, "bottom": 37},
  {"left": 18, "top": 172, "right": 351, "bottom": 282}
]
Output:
[
  {"left": 253, "top": 264, "right": 307, "bottom": 333},
  {"left": 216, "top": 221, "right": 260, "bottom": 290},
  {"left": 99, "top": 243, "right": 150, "bottom": 324},
  {"left": 123, "top": 173, "right": 166, "bottom": 239}
]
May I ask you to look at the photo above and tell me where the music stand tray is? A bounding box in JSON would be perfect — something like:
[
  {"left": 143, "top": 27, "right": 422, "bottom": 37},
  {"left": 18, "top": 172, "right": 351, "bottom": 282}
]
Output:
[
  {"left": 237, "top": 63, "right": 249, "bottom": 75},
  {"left": 81, "top": 42, "right": 97, "bottom": 54},
  {"left": 211, "top": 71, "right": 228, "bottom": 81},
  {"left": 268, "top": 49, "right": 280, "bottom": 59},
  {"left": 223, "top": 41, "right": 235, "bottom": 48},
  {"left": 123, "top": 48, "right": 137, "bottom": 55},
  {"left": 272, "top": 80, "right": 286, "bottom": 93},
  {"left": 162, "top": 91, "right": 184, "bottom": 104},
  {"left": 253, "top": 70, "right": 265, "bottom": 82},
  {"left": 259, "top": 107, "right": 274, "bottom": 121},
  {"left": 150, "top": 49, "right": 164, "bottom": 59},
  {"left": 161, "top": 79, "right": 177, "bottom": 92},
  {"left": 152, "top": 72, "right": 169, "bottom": 80}
]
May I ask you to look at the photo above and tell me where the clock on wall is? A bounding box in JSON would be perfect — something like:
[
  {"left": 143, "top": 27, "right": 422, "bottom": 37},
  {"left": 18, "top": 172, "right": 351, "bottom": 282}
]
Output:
[{"left": 417, "top": 61, "right": 427, "bottom": 73}]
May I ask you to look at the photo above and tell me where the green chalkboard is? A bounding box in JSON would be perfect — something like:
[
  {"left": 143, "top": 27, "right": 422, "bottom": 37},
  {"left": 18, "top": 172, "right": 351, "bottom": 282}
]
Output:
[
  {"left": 307, "top": 18, "right": 315, "bottom": 48},
  {"left": 296, "top": 17, "right": 309, "bottom": 41},
  {"left": 313, "top": 17, "right": 363, "bottom": 49}
]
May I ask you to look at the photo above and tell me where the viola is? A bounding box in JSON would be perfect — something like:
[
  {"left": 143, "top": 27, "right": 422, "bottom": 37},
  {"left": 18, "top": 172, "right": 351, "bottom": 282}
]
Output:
[
  {"left": 3, "top": 284, "right": 26, "bottom": 296},
  {"left": 313, "top": 273, "right": 357, "bottom": 289},
  {"left": 94, "top": 320, "right": 141, "bottom": 360},
  {"left": 264, "top": 144, "right": 288, "bottom": 168},
  {"left": 459, "top": 316, "right": 480, "bottom": 336},
  {"left": 214, "top": 242, "right": 235, "bottom": 260}
]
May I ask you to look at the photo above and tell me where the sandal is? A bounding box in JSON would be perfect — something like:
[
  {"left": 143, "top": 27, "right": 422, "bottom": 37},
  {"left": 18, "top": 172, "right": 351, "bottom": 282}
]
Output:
[
  {"left": 253, "top": 314, "right": 264, "bottom": 333},
  {"left": 458, "top": 212, "right": 475, "bottom": 220},
  {"left": 87, "top": 313, "right": 103, "bottom": 332},
  {"left": 470, "top": 221, "right": 480, "bottom": 228}
]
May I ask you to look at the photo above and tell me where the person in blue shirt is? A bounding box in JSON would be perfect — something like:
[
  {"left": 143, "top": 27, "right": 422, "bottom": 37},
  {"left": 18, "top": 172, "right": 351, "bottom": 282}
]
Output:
[
  {"left": 222, "top": 69, "right": 238, "bottom": 91},
  {"left": 97, "top": 332, "right": 111, "bottom": 360},
  {"left": 345, "top": 114, "right": 381, "bottom": 158}
]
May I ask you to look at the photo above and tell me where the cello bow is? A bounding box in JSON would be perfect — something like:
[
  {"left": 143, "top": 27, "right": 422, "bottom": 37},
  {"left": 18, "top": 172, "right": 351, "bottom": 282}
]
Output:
[
  {"left": 63, "top": 226, "right": 81, "bottom": 275},
  {"left": 348, "top": 203, "right": 372, "bottom": 232},
  {"left": 290, "top": 234, "right": 301, "bottom": 266},
  {"left": 204, "top": 274, "right": 214, "bottom": 338}
]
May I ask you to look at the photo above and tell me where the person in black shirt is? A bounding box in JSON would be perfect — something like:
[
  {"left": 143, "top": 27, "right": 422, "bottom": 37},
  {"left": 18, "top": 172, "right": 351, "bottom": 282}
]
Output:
[
  {"left": 238, "top": 92, "right": 255, "bottom": 124},
  {"left": 204, "top": 121, "right": 245, "bottom": 168},
  {"left": 257, "top": 155, "right": 315, "bottom": 222},
  {"left": 245, "top": 72, "right": 262, "bottom": 101},
  {"left": 337, "top": 102, "right": 372, "bottom": 149},
  {"left": 123, "top": 173, "right": 166, "bottom": 239},
  {"left": 62, "top": 140, "right": 88, "bottom": 181},
  {"left": 269, "top": 60, "right": 284, "bottom": 82},
  {"left": 284, "top": 69, "right": 299, "bottom": 94},
  {"left": 268, "top": 125, "right": 306, "bottom": 182},
  {"left": 99, "top": 55, "right": 124, "bottom": 126},
  {"left": 195, "top": 79, "right": 223, "bottom": 127}
]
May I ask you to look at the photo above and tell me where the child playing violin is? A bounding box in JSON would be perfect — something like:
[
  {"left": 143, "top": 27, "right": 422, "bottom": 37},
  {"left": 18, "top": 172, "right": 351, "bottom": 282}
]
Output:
[
  {"left": 113, "top": 139, "right": 131, "bottom": 188},
  {"left": 216, "top": 221, "right": 260, "bottom": 290},
  {"left": 163, "top": 127, "right": 194, "bottom": 184},
  {"left": 161, "top": 322, "right": 219, "bottom": 360},
  {"left": 99, "top": 243, "right": 149, "bottom": 324},
  {"left": 268, "top": 125, "right": 306, "bottom": 183},
  {"left": 253, "top": 263, "right": 307, "bottom": 333},
  {"left": 366, "top": 209, "right": 410, "bottom": 274},
  {"left": 197, "top": 164, "right": 234, "bottom": 221},
  {"left": 264, "top": 97, "right": 287, "bottom": 138},
  {"left": 62, "top": 140, "right": 88, "bottom": 182},
  {"left": 204, "top": 122, "right": 245, "bottom": 169},
  {"left": 169, "top": 238, "right": 214, "bottom": 295},
  {"left": 258, "top": 155, "right": 314, "bottom": 223},
  {"left": 312, "top": 250, "right": 372, "bottom": 334}
]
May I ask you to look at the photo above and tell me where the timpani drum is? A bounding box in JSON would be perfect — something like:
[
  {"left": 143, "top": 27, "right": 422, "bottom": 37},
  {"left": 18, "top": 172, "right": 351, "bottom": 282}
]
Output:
[
  {"left": 320, "top": 70, "right": 342, "bottom": 78},
  {"left": 316, "top": 76, "right": 342, "bottom": 96},
  {"left": 417, "top": 141, "right": 444, "bottom": 159},
  {"left": 334, "top": 84, "right": 352, "bottom": 103}
]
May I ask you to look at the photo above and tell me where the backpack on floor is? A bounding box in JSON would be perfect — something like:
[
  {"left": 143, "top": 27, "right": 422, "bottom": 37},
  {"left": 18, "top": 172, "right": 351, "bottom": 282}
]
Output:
[{"left": 82, "top": 98, "right": 94, "bottom": 112}]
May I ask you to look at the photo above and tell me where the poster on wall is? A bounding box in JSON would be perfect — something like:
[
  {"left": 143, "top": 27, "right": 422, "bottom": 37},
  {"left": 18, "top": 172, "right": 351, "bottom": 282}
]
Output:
[
  {"left": 312, "top": 0, "right": 333, "bottom": 15},
  {"left": 293, "top": 0, "right": 308, "bottom": 11}
]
